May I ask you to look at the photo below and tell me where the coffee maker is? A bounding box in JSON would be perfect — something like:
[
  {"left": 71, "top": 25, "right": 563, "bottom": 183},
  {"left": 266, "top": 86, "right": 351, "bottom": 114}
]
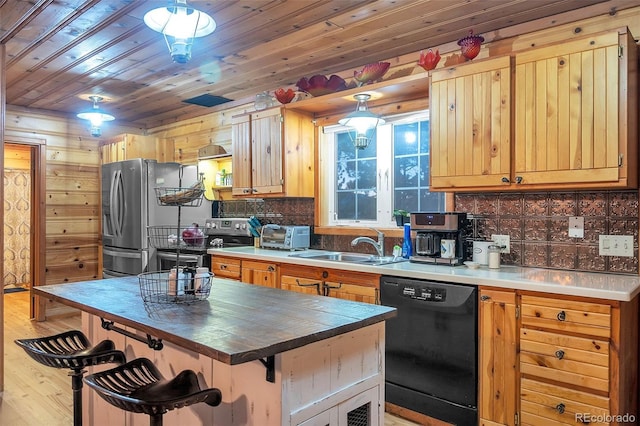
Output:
[{"left": 410, "top": 212, "right": 469, "bottom": 265}]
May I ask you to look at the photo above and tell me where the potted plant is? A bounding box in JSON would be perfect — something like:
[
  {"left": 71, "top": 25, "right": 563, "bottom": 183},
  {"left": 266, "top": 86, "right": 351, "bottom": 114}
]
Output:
[{"left": 393, "top": 209, "right": 410, "bottom": 226}]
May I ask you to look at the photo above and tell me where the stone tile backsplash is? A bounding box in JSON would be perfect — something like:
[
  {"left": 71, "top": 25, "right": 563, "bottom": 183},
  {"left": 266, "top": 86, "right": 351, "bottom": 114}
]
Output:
[{"left": 455, "top": 191, "right": 639, "bottom": 274}]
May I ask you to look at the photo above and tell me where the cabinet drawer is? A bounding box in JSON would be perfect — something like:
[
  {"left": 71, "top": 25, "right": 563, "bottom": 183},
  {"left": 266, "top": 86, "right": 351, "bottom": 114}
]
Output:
[
  {"left": 520, "top": 295, "right": 611, "bottom": 338},
  {"left": 520, "top": 328, "right": 609, "bottom": 392},
  {"left": 211, "top": 257, "right": 241, "bottom": 279},
  {"left": 520, "top": 377, "right": 609, "bottom": 425}
]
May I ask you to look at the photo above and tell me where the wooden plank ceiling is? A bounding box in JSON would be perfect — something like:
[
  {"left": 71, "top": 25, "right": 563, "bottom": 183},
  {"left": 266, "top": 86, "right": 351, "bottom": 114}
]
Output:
[{"left": 0, "top": 0, "right": 619, "bottom": 129}]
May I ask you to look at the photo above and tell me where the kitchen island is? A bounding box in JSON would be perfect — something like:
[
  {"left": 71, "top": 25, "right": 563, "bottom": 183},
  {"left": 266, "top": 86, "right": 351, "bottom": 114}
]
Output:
[{"left": 34, "top": 277, "right": 395, "bottom": 426}]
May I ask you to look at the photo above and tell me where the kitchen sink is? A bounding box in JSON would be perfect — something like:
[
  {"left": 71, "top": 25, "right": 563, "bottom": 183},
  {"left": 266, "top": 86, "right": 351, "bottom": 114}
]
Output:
[{"left": 288, "top": 251, "right": 407, "bottom": 266}]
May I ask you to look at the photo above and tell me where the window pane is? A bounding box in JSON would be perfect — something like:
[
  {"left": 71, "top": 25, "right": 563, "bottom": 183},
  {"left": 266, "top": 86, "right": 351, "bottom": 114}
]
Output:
[
  {"left": 335, "top": 131, "right": 378, "bottom": 221},
  {"left": 395, "top": 189, "right": 419, "bottom": 212},
  {"left": 393, "top": 119, "right": 443, "bottom": 213},
  {"left": 393, "top": 123, "right": 419, "bottom": 155},
  {"left": 394, "top": 156, "right": 419, "bottom": 187}
]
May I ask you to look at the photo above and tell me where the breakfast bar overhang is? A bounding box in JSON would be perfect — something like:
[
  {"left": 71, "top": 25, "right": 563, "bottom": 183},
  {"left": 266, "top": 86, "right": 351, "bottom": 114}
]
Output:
[{"left": 33, "top": 277, "right": 396, "bottom": 425}]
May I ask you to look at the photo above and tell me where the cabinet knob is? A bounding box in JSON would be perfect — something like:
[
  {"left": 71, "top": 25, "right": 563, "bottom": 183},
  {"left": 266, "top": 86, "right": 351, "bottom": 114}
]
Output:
[
  {"left": 243, "top": 188, "right": 250, "bottom": 194},
  {"left": 220, "top": 264, "right": 227, "bottom": 270},
  {"left": 501, "top": 176, "right": 510, "bottom": 183},
  {"left": 480, "top": 295, "right": 491, "bottom": 301},
  {"left": 515, "top": 176, "right": 523, "bottom": 184},
  {"left": 448, "top": 104, "right": 455, "bottom": 111},
  {"left": 267, "top": 265, "right": 275, "bottom": 272},
  {"left": 555, "top": 403, "right": 565, "bottom": 414},
  {"left": 555, "top": 350, "right": 565, "bottom": 360},
  {"left": 556, "top": 310, "right": 566, "bottom": 321}
]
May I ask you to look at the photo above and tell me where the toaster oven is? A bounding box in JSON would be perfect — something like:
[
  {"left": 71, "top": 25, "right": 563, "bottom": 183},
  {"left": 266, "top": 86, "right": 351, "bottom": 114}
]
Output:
[{"left": 260, "top": 225, "right": 310, "bottom": 251}]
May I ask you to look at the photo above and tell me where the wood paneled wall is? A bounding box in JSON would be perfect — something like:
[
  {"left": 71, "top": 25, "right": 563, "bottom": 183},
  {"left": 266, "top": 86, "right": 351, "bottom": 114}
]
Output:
[{"left": 3, "top": 110, "right": 134, "bottom": 297}]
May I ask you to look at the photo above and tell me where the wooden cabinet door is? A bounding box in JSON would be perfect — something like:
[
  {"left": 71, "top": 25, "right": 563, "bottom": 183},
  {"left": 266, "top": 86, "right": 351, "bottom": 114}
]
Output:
[
  {"left": 211, "top": 256, "right": 241, "bottom": 280},
  {"left": 251, "top": 108, "right": 284, "bottom": 195},
  {"left": 325, "top": 281, "right": 378, "bottom": 304},
  {"left": 241, "top": 260, "right": 278, "bottom": 288},
  {"left": 479, "top": 288, "right": 518, "bottom": 426},
  {"left": 430, "top": 56, "right": 511, "bottom": 190},
  {"left": 514, "top": 29, "right": 637, "bottom": 188},
  {"left": 231, "top": 114, "right": 253, "bottom": 196}
]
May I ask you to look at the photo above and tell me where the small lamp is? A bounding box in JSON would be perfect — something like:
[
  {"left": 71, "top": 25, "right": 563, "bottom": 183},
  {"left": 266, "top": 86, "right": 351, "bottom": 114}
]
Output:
[
  {"left": 338, "top": 94, "right": 385, "bottom": 149},
  {"left": 76, "top": 96, "right": 115, "bottom": 137},
  {"left": 143, "top": 0, "right": 216, "bottom": 64}
]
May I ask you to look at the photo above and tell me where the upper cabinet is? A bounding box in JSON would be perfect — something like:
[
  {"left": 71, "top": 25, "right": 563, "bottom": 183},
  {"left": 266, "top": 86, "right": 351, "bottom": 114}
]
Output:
[
  {"left": 100, "top": 134, "right": 175, "bottom": 164},
  {"left": 514, "top": 29, "right": 637, "bottom": 189},
  {"left": 430, "top": 56, "right": 512, "bottom": 190},
  {"left": 231, "top": 107, "right": 315, "bottom": 197},
  {"left": 430, "top": 28, "right": 637, "bottom": 192}
]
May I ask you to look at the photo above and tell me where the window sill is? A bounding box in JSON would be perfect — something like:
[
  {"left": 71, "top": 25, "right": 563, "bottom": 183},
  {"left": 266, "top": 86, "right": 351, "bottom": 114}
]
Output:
[{"left": 314, "top": 225, "right": 404, "bottom": 239}]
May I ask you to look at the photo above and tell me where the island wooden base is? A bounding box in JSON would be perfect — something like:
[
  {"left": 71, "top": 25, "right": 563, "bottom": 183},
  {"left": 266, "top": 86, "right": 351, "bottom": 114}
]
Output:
[{"left": 82, "top": 312, "right": 385, "bottom": 425}]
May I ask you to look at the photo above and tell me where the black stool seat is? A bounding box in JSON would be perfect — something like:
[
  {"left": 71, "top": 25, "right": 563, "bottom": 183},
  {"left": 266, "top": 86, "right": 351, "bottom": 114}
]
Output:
[
  {"left": 15, "top": 330, "right": 126, "bottom": 426},
  {"left": 15, "top": 330, "right": 125, "bottom": 369},
  {"left": 84, "top": 357, "right": 222, "bottom": 426}
]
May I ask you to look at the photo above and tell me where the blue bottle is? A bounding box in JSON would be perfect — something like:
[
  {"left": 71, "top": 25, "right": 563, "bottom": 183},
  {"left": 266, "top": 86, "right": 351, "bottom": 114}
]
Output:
[{"left": 401, "top": 223, "right": 412, "bottom": 259}]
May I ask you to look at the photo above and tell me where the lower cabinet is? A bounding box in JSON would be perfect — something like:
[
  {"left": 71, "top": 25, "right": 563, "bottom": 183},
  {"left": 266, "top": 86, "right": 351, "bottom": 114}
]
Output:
[
  {"left": 211, "top": 255, "right": 241, "bottom": 280},
  {"left": 478, "top": 287, "right": 638, "bottom": 426},
  {"left": 479, "top": 288, "right": 518, "bottom": 426},
  {"left": 241, "top": 260, "right": 278, "bottom": 288},
  {"left": 298, "top": 386, "right": 380, "bottom": 426},
  {"left": 280, "top": 263, "right": 380, "bottom": 304}
]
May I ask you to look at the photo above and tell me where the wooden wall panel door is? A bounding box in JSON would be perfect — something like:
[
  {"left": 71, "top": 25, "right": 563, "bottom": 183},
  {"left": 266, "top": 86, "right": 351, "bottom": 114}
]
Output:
[
  {"left": 479, "top": 288, "right": 518, "bottom": 426},
  {"left": 231, "top": 115, "right": 252, "bottom": 196},
  {"left": 430, "top": 56, "right": 511, "bottom": 190},
  {"left": 251, "top": 108, "right": 283, "bottom": 195},
  {"left": 514, "top": 30, "right": 631, "bottom": 186}
]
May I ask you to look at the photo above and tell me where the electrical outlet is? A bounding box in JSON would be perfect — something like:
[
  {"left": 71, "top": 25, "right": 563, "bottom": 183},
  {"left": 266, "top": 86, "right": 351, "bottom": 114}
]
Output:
[
  {"left": 491, "top": 234, "right": 510, "bottom": 254},
  {"left": 599, "top": 235, "right": 634, "bottom": 257}
]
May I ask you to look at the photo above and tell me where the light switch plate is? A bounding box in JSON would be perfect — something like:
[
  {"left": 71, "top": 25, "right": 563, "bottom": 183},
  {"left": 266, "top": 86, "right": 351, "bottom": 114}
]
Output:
[
  {"left": 599, "top": 235, "right": 634, "bottom": 257},
  {"left": 568, "top": 216, "right": 584, "bottom": 238},
  {"left": 491, "top": 234, "right": 510, "bottom": 254}
]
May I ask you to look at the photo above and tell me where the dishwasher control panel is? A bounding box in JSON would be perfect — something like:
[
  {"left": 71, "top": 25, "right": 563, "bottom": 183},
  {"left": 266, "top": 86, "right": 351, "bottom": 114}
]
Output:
[{"left": 402, "top": 285, "right": 447, "bottom": 302}]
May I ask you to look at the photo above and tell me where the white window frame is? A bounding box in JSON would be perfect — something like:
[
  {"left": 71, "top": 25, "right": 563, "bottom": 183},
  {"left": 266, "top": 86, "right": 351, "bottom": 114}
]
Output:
[{"left": 318, "top": 110, "right": 431, "bottom": 229}]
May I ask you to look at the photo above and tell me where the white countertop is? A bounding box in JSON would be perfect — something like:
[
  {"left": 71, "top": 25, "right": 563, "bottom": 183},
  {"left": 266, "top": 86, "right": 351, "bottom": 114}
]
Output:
[{"left": 208, "top": 247, "right": 640, "bottom": 302}]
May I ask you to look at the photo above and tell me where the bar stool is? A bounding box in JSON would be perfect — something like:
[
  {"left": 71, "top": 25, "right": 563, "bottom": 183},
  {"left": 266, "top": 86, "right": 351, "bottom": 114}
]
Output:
[
  {"left": 15, "top": 330, "right": 126, "bottom": 426},
  {"left": 83, "top": 357, "right": 222, "bottom": 426}
]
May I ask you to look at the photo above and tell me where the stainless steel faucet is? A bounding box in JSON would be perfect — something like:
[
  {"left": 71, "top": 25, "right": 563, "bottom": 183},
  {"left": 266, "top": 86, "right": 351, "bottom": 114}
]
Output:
[{"left": 351, "top": 228, "right": 385, "bottom": 257}]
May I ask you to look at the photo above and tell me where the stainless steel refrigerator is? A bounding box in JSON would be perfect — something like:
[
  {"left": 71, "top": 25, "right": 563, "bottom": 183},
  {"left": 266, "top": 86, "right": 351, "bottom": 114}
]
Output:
[{"left": 101, "top": 158, "right": 211, "bottom": 277}]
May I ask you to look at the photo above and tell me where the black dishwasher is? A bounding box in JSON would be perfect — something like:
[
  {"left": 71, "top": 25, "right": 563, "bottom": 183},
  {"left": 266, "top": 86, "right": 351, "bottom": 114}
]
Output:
[{"left": 380, "top": 276, "right": 477, "bottom": 426}]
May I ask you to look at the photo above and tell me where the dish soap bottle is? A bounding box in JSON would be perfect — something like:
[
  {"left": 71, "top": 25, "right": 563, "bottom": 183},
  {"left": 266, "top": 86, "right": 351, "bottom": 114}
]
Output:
[{"left": 402, "top": 223, "right": 412, "bottom": 259}]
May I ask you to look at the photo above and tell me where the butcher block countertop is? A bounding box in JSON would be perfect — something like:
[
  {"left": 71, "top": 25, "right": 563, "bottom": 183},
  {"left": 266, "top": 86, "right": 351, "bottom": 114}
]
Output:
[
  {"left": 33, "top": 277, "right": 396, "bottom": 365},
  {"left": 209, "top": 247, "right": 640, "bottom": 302}
]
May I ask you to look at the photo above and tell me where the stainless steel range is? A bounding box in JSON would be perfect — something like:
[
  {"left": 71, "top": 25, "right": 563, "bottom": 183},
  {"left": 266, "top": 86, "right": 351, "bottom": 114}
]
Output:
[{"left": 155, "top": 218, "right": 253, "bottom": 271}]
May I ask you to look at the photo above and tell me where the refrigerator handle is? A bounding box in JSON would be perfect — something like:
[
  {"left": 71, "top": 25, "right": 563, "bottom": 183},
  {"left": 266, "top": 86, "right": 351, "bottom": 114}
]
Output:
[{"left": 111, "top": 170, "right": 124, "bottom": 237}]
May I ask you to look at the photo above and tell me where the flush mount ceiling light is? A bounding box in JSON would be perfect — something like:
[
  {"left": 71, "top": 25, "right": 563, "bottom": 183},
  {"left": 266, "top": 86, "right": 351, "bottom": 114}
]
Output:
[
  {"left": 143, "top": 0, "right": 216, "bottom": 64},
  {"left": 338, "top": 94, "right": 385, "bottom": 149},
  {"left": 76, "top": 95, "right": 115, "bottom": 137}
]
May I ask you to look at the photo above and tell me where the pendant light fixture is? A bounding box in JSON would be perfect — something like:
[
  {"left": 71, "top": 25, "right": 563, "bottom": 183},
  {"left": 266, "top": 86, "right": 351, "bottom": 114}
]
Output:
[
  {"left": 338, "top": 94, "right": 385, "bottom": 149},
  {"left": 76, "top": 96, "right": 115, "bottom": 137},
  {"left": 143, "top": 0, "right": 216, "bottom": 64}
]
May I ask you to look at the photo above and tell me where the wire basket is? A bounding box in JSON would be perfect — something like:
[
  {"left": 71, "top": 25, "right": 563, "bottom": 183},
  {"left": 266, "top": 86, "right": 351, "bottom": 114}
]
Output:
[
  {"left": 148, "top": 225, "right": 207, "bottom": 249},
  {"left": 155, "top": 184, "right": 204, "bottom": 207},
  {"left": 138, "top": 270, "right": 213, "bottom": 304}
]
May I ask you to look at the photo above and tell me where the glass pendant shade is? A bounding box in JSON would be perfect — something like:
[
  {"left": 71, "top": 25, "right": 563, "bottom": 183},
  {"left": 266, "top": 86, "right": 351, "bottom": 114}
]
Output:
[
  {"left": 76, "top": 96, "right": 115, "bottom": 137},
  {"left": 338, "top": 94, "right": 385, "bottom": 149},
  {"left": 143, "top": 0, "right": 216, "bottom": 63}
]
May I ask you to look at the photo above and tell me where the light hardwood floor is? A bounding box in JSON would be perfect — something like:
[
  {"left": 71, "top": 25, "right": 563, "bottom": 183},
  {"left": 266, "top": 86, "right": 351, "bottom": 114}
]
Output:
[{"left": 2, "top": 291, "right": 420, "bottom": 426}]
